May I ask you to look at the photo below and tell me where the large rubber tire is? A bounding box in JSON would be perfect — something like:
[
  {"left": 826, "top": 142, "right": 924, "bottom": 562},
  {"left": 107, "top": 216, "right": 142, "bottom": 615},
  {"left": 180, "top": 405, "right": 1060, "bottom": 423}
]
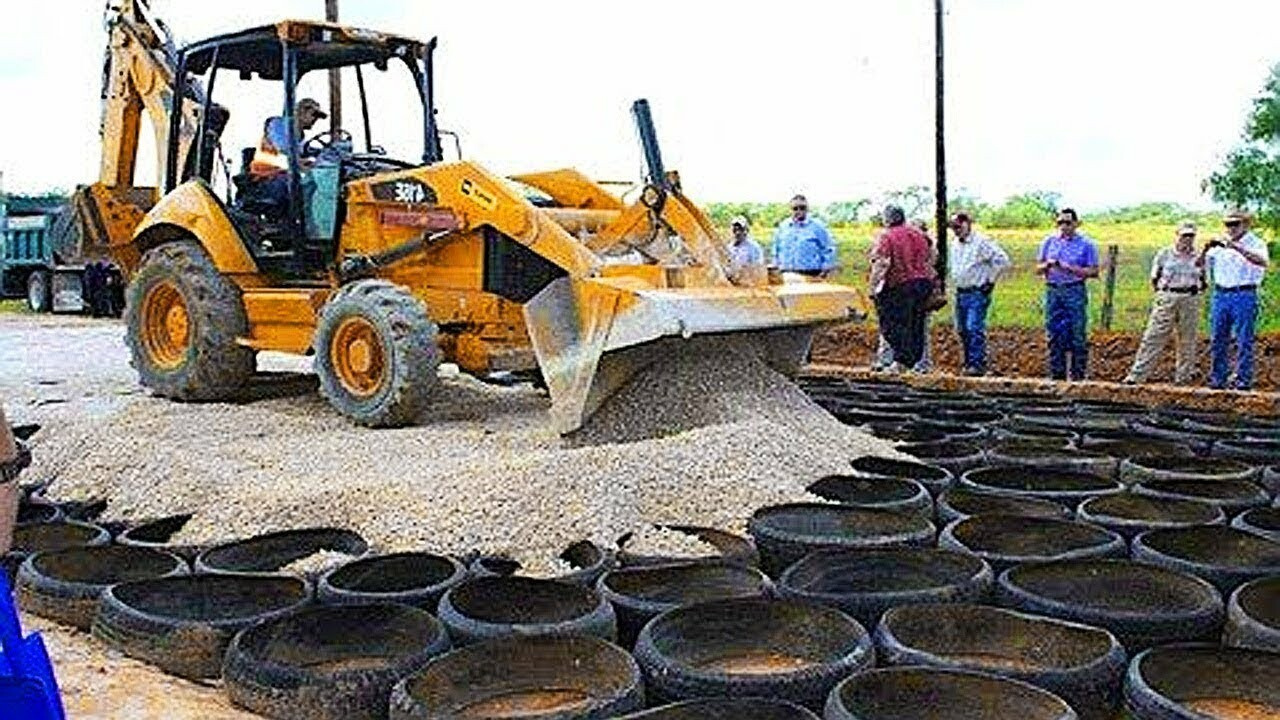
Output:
[
  {"left": 26, "top": 270, "right": 51, "bottom": 312},
  {"left": 124, "top": 240, "right": 254, "bottom": 401},
  {"left": 314, "top": 280, "right": 439, "bottom": 428},
  {"left": 16, "top": 546, "right": 187, "bottom": 630}
]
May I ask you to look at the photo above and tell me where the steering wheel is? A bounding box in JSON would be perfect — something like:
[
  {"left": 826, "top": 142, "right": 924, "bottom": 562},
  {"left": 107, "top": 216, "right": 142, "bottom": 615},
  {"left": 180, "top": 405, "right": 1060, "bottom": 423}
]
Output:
[{"left": 301, "top": 128, "right": 353, "bottom": 158}]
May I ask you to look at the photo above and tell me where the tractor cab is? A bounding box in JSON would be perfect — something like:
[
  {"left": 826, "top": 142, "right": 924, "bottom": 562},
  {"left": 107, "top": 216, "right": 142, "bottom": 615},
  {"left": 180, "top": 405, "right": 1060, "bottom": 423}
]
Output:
[{"left": 171, "top": 21, "right": 442, "bottom": 277}]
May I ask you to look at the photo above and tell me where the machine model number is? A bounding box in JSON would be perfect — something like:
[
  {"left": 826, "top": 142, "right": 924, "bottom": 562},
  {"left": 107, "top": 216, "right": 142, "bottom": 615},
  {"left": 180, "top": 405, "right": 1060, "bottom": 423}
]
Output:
[{"left": 370, "top": 178, "right": 438, "bottom": 204}]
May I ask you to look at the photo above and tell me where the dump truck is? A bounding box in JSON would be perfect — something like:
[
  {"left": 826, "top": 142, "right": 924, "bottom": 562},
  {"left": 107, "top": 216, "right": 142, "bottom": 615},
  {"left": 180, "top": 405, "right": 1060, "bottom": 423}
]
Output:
[
  {"left": 79, "top": 1, "right": 863, "bottom": 431},
  {"left": 0, "top": 185, "right": 122, "bottom": 314}
]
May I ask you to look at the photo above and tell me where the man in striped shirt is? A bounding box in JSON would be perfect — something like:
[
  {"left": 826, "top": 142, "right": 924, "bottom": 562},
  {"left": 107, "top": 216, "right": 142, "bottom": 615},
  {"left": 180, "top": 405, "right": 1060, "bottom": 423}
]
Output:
[{"left": 948, "top": 213, "right": 1010, "bottom": 375}]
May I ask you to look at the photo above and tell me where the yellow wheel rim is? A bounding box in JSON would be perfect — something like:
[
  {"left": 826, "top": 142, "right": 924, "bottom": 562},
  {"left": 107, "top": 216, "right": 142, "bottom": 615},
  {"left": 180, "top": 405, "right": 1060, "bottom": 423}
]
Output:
[
  {"left": 141, "top": 280, "right": 190, "bottom": 370},
  {"left": 331, "top": 317, "right": 386, "bottom": 398}
]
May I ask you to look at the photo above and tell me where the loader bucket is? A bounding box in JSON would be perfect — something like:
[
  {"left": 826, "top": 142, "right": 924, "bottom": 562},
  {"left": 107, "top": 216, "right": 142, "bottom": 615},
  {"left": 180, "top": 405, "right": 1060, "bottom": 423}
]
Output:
[{"left": 524, "top": 276, "right": 863, "bottom": 434}]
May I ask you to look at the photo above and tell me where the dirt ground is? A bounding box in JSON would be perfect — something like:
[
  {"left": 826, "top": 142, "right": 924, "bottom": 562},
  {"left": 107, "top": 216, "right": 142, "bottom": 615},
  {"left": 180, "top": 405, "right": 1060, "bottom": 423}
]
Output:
[{"left": 812, "top": 322, "right": 1280, "bottom": 392}]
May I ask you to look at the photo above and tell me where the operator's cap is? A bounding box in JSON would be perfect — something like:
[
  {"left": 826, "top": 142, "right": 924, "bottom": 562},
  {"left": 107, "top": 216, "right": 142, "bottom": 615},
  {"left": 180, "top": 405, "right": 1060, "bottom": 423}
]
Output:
[
  {"left": 1176, "top": 221, "right": 1197, "bottom": 236},
  {"left": 297, "top": 97, "right": 328, "bottom": 118},
  {"left": 730, "top": 214, "right": 750, "bottom": 229}
]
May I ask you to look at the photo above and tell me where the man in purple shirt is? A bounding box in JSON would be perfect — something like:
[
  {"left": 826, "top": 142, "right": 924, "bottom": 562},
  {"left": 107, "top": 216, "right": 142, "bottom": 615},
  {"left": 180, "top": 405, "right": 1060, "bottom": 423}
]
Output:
[{"left": 1036, "top": 208, "right": 1100, "bottom": 380}]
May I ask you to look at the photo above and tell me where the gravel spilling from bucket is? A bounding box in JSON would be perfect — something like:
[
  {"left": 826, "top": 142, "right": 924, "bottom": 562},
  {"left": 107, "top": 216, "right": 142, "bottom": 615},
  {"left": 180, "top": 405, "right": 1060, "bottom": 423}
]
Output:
[{"left": 33, "top": 340, "right": 896, "bottom": 575}]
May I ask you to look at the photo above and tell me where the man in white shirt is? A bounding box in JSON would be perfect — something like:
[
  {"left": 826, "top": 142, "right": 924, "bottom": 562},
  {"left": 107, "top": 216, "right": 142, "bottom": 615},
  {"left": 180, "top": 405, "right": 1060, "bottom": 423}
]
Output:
[
  {"left": 1202, "top": 209, "right": 1270, "bottom": 390},
  {"left": 948, "top": 213, "right": 1011, "bottom": 375}
]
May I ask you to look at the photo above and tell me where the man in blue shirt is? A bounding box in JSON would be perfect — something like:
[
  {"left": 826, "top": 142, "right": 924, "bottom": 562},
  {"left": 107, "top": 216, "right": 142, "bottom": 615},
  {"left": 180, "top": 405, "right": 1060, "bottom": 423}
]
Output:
[
  {"left": 1036, "top": 208, "right": 1100, "bottom": 381},
  {"left": 771, "top": 194, "right": 837, "bottom": 278}
]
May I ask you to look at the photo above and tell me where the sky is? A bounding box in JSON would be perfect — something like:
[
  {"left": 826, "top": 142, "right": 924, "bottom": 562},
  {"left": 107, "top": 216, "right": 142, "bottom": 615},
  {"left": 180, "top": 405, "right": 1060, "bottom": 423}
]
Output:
[{"left": 1, "top": 0, "right": 1278, "bottom": 211}]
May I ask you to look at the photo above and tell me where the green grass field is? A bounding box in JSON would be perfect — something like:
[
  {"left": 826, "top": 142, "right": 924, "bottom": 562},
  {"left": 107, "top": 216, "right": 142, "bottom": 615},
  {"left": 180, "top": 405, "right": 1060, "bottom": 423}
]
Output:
[{"left": 791, "top": 221, "right": 1280, "bottom": 334}]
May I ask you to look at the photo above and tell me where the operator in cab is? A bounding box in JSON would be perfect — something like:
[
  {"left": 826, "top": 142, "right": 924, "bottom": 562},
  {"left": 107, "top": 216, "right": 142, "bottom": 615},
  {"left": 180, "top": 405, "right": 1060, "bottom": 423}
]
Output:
[{"left": 249, "top": 97, "right": 327, "bottom": 208}]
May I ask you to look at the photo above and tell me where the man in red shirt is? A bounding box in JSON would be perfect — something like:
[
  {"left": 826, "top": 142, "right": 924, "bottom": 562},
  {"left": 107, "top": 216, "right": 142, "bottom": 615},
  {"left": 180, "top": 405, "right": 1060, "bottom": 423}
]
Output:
[{"left": 870, "top": 205, "right": 937, "bottom": 371}]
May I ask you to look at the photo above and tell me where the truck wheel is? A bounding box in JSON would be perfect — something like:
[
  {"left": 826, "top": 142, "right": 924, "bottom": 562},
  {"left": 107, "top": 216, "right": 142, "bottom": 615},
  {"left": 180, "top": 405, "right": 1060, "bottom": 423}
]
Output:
[
  {"left": 314, "top": 280, "right": 439, "bottom": 428},
  {"left": 26, "top": 271, "right": 51, "bottom": 312},
  {"left": 124, "top": 240, "right": 254, "bottom": 401}
]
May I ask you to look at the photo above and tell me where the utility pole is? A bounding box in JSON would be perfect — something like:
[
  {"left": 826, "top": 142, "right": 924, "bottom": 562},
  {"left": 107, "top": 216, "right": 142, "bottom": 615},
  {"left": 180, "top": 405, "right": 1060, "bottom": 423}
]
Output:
[
  {"left": 934, "top": 0, "right": 948, "bottom": 286},
  {"left": 325, "top": 0, "right": 342, "bottom": 131}
]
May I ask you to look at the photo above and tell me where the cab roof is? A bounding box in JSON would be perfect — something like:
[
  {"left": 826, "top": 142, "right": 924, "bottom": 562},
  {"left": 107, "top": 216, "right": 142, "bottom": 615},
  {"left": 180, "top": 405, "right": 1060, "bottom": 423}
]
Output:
[{"left": 182, "top": 20, "right": 428, "bottom": 80}]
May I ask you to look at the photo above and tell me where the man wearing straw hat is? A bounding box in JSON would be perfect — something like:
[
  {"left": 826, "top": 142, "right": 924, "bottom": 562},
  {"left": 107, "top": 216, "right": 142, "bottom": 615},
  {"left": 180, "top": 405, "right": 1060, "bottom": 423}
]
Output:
[{"left": 1202, "top": 209, "right": 1270, "bottom": 390}]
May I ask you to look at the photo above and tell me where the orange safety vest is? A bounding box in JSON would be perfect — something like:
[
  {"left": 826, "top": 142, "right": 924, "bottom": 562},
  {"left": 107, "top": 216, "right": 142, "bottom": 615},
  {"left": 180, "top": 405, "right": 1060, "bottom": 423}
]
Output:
[{"left": 249, "top": 119, "right": 290, "bottom": 179}]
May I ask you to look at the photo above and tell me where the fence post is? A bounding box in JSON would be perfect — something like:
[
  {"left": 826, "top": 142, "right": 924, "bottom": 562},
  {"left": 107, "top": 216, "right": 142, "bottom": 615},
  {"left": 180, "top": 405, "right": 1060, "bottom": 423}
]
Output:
[{"left": 1100, "top": 244, "right": 1119, "bottom": 331}]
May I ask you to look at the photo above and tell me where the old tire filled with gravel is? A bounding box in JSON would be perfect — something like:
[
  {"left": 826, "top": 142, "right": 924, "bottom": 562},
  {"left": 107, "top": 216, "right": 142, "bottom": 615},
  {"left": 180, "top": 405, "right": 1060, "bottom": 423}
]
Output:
[
  {"left": 115, "top": 513, "right": 207, "bottom": 561},
  {"left": 92, "top": 574, "right": 310, "bottom": 680},
  {"left": 959, "top": 467, "right": 1123, "bottom": 507},
  {"left": 936, "top": 487, "right": 1071, "bottom": 526},
  {"left": 1077, "top": 431, "right": 1197, "bottom": 461},
  {"left": 805, "top": 476, "right": 933, "bottom": 518},
  {"left": 633, "top": 597, "right": 873, "bottom": 711},
  {"left": 1131, "top": 526, "right": 1280, "bottom": 594},
  {"left": 436, "top": 575, "right": 616, "bottom": 645},
  {"left": 389, "top": 634, "right": 642, "bottom": 719},
  {"left": 847, "top": 456, "right": 954, "bottom": 496},
  {"left": 1212, "top": 439, "right": 1280, "bottom": 466},
  {"left": 1119, "top": 456, "right": 1258, "bottom": 486},
  {"left": 897, "top": 441, "right": 986, "bottom": 474},
  {"left": 825, "top": 666, "right": 1078, "bottom": 720},
  {"left": 17, "top": 545, "right": 187, "bottom": 629},
  {"left": 874, "top": 603, "right": 1125, "bottom": 720},
  {"left": 1123, "top": 644, "right": 1280, "bottom": 720},
  {"left": 1131, "top": 479, "right": 1269, "bottom": 516},
  {"left": 125, "top": 240, "right": 255, "bottom": 401},
  {"left": 1231, "top": 506, "right": 1280, "bottom": 543},
  {"left": 616, "top": 526, "right": 758, "bottom": 569},
  {"left": 223, "top": 603, "right": 451, "bottom": 720},
  {"left": 314, "top": 279, "right": 440, "bottom": 428},
  {"left": 748, "top": 503, "right": 936, "bottom": 578},
  {"left": 469, "top": 540, "right": 614, "bottom": 586},
  {"left": 1076, "top": 493, "right": 1225, "bottom": 542},
  {"left": 317, "top": 552, "right": 467, "bottom": 612},
  {"left": 194, "top": 527, "right": 368, "bottom": 576},
  {"left": 598, "top": 562, "right": 773, "bottom": 648},
  {"left": 777, "top": 547, "right": 991, "bottom": 629},
  {"left": 615, "top": 698, "right": 818, "bottom": 719},
  {"left": 939, "top": 516, "right": 1124, "bottom": 574},
  {"left": 1223, "top": 577, "right": 1280, "bottom": 653},
  {"left": 997, "top": 559, "right": 1224, "bottom": 652}
]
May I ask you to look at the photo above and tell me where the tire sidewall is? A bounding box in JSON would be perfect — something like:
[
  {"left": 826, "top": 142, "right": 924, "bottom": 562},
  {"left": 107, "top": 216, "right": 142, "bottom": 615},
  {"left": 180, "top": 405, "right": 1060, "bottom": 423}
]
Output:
[{"left": 315, "top": 297, "right": 404, "bottom": 418}]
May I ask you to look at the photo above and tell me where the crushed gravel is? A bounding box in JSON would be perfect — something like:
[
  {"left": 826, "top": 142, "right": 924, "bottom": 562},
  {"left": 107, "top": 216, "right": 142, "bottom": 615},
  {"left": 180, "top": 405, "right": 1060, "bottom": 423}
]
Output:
[
  {"left": 624, "top": 525, "right": 719, "bottom": 559},
  {"left": 279, "top": 550, "right": 362, "bottom": 576},
  {"left": 33, "top": 337, "right": 899, "bottom": 575}
]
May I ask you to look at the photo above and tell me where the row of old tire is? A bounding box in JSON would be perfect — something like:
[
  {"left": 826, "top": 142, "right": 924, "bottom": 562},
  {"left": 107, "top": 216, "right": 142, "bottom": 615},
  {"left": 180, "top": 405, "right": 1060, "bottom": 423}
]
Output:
[
  {"left": 800, "top": 375, "right": 1280, "bottom": 470},
  {"left": 6, "top": 479, "right": 1280, "bottom": 719}
]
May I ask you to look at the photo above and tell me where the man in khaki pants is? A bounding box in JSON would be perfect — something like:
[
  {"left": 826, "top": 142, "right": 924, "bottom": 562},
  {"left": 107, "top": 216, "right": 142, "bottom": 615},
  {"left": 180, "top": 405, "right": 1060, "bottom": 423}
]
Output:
[{"left": 1124, "top": 222, "right": 1206, "bottom": 385}]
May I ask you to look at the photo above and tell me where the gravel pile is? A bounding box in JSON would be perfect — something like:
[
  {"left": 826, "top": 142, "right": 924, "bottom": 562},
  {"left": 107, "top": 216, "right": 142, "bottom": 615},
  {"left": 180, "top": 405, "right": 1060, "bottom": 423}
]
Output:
[
  {"left": 33, "top": 338, "right": 897, "bottom": 575},
  {"left": 625, "top": 525, "right": 719, "bottom": 559}
]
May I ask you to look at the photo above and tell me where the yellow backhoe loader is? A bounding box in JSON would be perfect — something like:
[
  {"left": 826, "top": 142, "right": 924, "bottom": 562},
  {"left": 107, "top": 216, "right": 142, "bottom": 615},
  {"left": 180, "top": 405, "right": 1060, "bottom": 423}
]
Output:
[{"left": 82, "top": 1, "right": 864, "bottom": 431}]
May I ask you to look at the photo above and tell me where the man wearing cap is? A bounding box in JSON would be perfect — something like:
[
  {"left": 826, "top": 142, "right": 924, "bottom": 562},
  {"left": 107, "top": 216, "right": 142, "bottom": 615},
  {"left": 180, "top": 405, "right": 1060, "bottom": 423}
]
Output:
[
  {"left": 1202, "top": 210, "right": 1270, "bottom": 390},
  {"left": 249, "top": 97, "right": 328, "bottom": 208},
  {"left": 1124, "top": 222, "right": 1206, "bottom": 385},
  {"left": 1036, "top": 208, "right": 1100, "bottom": 381},
  {"left": 771, "top": 194, "right": 838, "bottom": 278},
  {"left": 727, "top": 215, "right": 765, "bottom": 272},
  {"left": 948, "top": 213, "right": 1010, "bottom": 375}
]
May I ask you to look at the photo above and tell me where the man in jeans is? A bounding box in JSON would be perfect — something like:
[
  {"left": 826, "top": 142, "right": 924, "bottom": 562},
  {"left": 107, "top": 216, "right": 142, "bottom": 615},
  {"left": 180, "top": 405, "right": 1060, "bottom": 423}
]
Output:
[
  {"left": 1204, "top": 209, "right": 1270, "bottom": 390},
  {"left": 1036, "top": 208, "right": 1100, "bottom": 380},
  {"left": 948, "top": 213, "right": 1010, "bottom": 375},
  {"left": 1124, "top": 222, "right": 1206, "bottom": 385},
  {"left": 870, "top": 205, "right": 937, "bottom": 371}
]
